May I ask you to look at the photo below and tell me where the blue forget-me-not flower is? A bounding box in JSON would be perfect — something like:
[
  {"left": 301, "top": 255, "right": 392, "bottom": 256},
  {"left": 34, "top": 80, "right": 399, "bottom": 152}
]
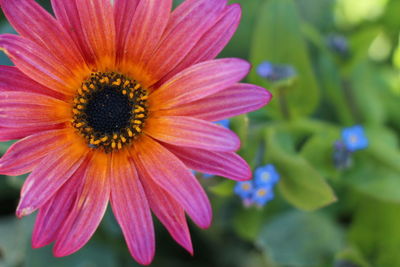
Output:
[{"left": 234, "top": 164, "right": 280, "bottom": 208}]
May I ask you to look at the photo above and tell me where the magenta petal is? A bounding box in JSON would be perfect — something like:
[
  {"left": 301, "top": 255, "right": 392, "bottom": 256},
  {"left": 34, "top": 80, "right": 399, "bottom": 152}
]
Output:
[
  {"left": 0, "top": 129, "right": 70, "bottom": 176},
  {"left": 146, "top": 116, "right": 240, "bottom": 152},
  {"left": 53, "top": 153, "right": 110, "bottom": 257},
  {"left": 0, "top": 34, "right": 76, "bottom": 96},
  {"left": 0, "top": 66, "right": 65, "bottom": 100},
  {"left": 16, "top": 143, "right": 88, "bottom": 218},
  {"left": 135, "top": 136, "right": 212, "bottom": 229},
  {"left": 51, "top": 0, "right": 95, "bottom": 65},
  {"left": 110, "top": 153, "right": 155, "bottom": 265},
  {"left": 32, "top": 159, "right": 88, "bottom": 248},
  {"left": 150, "top": 59, "right": 250, "bottom": 110},
  {"left": 0, "top": 91, "right": 70, "bottom": 128},
  {"left": 165, "top": 144, "right": 251, "bottom": 181},
  {"left": 144, "top": 0, "right": 227, "bottom": 85},
  {"left": 157, "top": 4, "right": 241, "bottom": 85},
  {"left": 0, "top": 0, "right": 87, "bottom": 69},
  {"left": 135, "top": 154, "right": 193, "bottom": 254},
  {"left": 0, "top": 125, "right": 63, "bottom": 142},
  {"left": 161, "top": 83, "right": 272, "bottom": 121},
  {"left": 76, "top": 0, "right": 116, "bottom": 70},
  {"left": 120, "top": 0, "right": 171, "bottom": 67}
]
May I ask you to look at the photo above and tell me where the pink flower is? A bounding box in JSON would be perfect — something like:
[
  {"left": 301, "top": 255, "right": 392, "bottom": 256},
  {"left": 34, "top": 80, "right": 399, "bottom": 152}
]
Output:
[{"left": 0, "top": 0, "right": 271, "bottom": 265}]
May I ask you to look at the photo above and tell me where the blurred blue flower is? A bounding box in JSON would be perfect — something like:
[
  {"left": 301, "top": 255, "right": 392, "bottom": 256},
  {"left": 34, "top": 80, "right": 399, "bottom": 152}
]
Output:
[
  {"left": 327, "top": 34, "right": 349, "bottom": 56},
  {"left": 252, "top": 186, "right": 275, "bottom": 206},
  {"left": 254, "top": 164, "right": 280, "bottom": 187},
  {"left": 234, "top": 181, "right": 254, "bottom": 199},
  {"left": 342, "top": 125, "right": 368, "bottom": 152},
  {"left": 215, "top": 119, "right": 230, "bottom": 129},
  {"left": 234, "top": 164, "right": 280, "bottom": 208},
  {"left": 202, "top": 173, "right": 214, "bottom": 179},
  {"left": 333, "top": 140, "right": 353, "bottom": 170},
  {"left": 256, "top": 61, "right": 297, "bottom": 82}
]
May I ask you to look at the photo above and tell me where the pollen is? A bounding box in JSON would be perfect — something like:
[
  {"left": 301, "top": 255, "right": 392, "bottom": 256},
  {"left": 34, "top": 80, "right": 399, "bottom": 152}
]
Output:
[{"left": 72, "top": 72, "right": 148, "bottom": 152}]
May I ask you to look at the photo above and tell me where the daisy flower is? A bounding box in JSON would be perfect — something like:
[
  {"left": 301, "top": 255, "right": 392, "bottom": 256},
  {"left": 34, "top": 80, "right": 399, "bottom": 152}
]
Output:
[{"left": 0, "top": 0, "right": 271, "bottom": 265}]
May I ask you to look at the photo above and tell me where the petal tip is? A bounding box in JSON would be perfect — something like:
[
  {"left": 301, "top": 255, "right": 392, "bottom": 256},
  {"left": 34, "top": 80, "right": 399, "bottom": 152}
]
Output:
[{"left": 16, "top": 205, "right": 34, "bottom": 218}]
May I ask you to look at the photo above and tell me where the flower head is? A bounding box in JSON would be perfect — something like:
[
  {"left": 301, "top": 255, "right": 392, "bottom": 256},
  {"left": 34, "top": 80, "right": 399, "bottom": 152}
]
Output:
[
  {"left": 327, "top": 34, "right": 349, "bottom": 57},
  {"left": 0, "top": 0, "right": 271, "bottom": 264},
  {"left": 254, "top": 164, "right": 280, "bottom": 187},
  {"left": 234, "top": 164, "right": 280, "bottom": 208},
  {"left": 234, "top": 181, "right": 254, "bottom": 199},
  {"left": 341, "top": 125, "right": 368, "bottom": 152}
]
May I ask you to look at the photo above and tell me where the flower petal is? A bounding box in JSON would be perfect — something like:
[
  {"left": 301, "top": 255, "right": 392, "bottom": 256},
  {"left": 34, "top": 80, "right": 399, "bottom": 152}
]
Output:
[
  {"left": 158, "top": 84, "right": 272, "bottom": 121},
  {"left": 53, "top": 152, "right": 110, "bottom": 257},
  {"left": 16, "top": 140, "right": 88, "bottom": 218},
  {"left": 164, "top": 145, "right": 251, "bottom": 181},
  {"left": 0, "top": 125, "right": 63, "bottom": 142},
  {"left": 143, "top": 0, "right": 227, "bottom": 86},
  {"left": 0, "top": 0, "right": 87, "bottom": 71},
  {"left": 157, "top": 4, "right": 241, "bottom": 85},
  {"left": 0, "top": 91, "right": 70, "bottom": 128},
  {"left": 0, "top": 34, "right": 79, "bottom": 96},
  {"left": 118, "top": 0, "right": 171, "bottom": 71},
  {"left": 50, "top": 0, "right": 95, "bottom": 65},
  {"left": 134, "top": 136, "right": 212, "bottom": 228},
  {"left": 110, "top": 152, "right": 155, "bottom": 265},
  {"left": 76, "top": 0, "right": 116, "bottom": 70},
  {"left": 134, "top": 155, "right": 193, "bottom": 254},
  {"left": 150, "top": 59, "right": 250, "bottom": 110},
  {"left": 145, "top": 116, "right": 240, "bottom": 152},
  {"left": 0, "top": 129, "right": 71, "bottom": 176},
  {"left": 0, "top": 66, "right": 65, "bottom": 100},
  {"left": 32, "top": 158, "right": 88, "bottom": 248}
]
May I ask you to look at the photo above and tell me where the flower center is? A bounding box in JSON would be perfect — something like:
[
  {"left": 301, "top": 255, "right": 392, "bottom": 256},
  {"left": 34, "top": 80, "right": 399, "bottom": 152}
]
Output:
[{"left": 72, "top": 72, "right": 148, "bottom": 152}]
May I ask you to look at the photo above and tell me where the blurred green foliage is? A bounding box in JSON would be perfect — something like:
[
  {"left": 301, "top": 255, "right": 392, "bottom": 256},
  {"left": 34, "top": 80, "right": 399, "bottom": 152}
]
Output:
[{"left": 1, "top": 0, "right": 400, "bottom": 266}]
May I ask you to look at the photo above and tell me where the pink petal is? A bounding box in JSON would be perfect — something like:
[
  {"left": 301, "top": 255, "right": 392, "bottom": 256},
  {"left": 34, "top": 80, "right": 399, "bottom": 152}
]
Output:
[
  {"left": 135, "top": 136, "right": 212, "bottom": 228},
  {"left": 157, "top": 4, "right": 241, "bottom": 85},
  {"left": 53, "top": 152, "right": 111, "bottom": 257},
  {"left": 159, "top": 83, "right": 272, "bottom": 121},
  {"left": 0, "top": 129, "right": 71, "bottom": 176},
  {"left": 0, "top": 0, "right": 87, "bottom": 70},
  {"left": 0, "top": 91, "right": 70, "bottom": 128},
  {"left": 145, "top": 116, "right": 240, "bottom": 152},
  {"left": 76, "top": 0, "right": 116, "bottom": 70},
  {"left": 143, "top": 0, "right": 227, "bottom": 86},
  {"left": 110, "top": 152, "right": 155, "bottom": 265},
  {"left": 0, "top": 34, "right": 78, "bottom": 96},
  {"left": 118, "top": 0, "right": 171, "bottom": 70},
  {"left": 32, "top": 159, "right": 88, "bottom": 248},
  {"left": 150, "top": 59, "right": 250, "bottom": 110},
  {"left": 114, "top": 0, "right": 140, "bottom": 63},
  {"left": 164, "top": 144, "right": 251, "bottom": 181},
  {"left": 16, "top": 142, "right": 88, "bottom": 218},
  {"left": 51, "top": 0, "right": 95, "bottom": 65},
  {"left": 134, "top": 155, "right": 193, "bottom": 254},
  {"left": 0, "top": 125, "right": 63, "bottom": 142},
  {"left": 0, "top": 66, "right": 66, "bottom": 100}
]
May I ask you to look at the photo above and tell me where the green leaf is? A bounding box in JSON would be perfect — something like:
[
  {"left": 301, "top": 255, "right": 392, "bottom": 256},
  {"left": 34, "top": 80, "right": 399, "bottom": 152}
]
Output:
[
  {"left": 300, "top": 131, "right": 341, "bottom": 179},
  {"left": 265, "top": 129, "right": 337, "bottom": 211},
  {"left": 230, "top": 114, "right": 249, "bottom": 150},
  {"left": 209, "top": 180, "right": 235, "bottom": 197},
  {"left": 344, "top": 127, "right": 400, "bottom": 203},
  {"left": 233, "top": 206, "right": 265, "bottom": 242},
  {"left": 257, "top": 210, "right": 343, "bottom": 267},
  {"left": 249, "top": 0, "right": 320, "bottom": 119},
  {"left": 349, "top": 197, "right": 400, "bottom": 267}
]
